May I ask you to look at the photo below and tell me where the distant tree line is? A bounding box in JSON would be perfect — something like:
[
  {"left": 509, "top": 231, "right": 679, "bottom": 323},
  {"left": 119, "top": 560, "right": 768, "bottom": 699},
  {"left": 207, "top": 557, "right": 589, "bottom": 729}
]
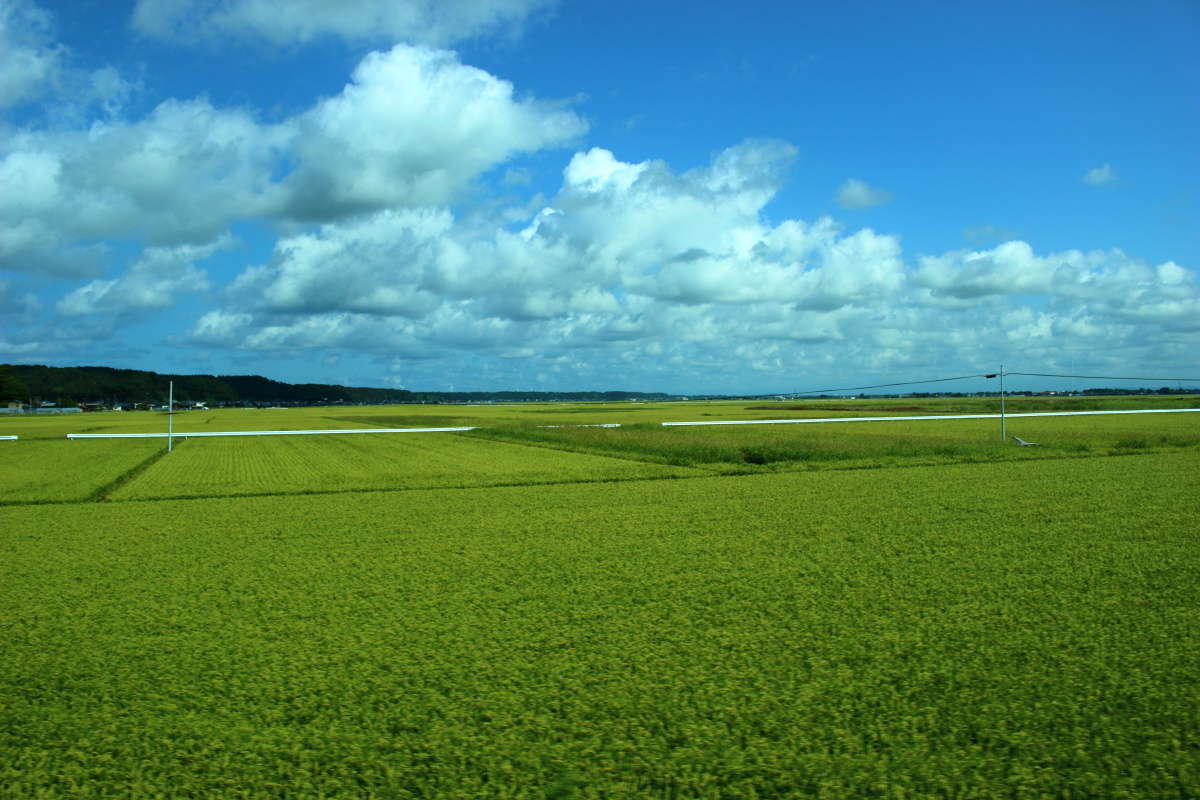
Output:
[
  {"left": 1080, "top": 387, "right": 1193, "bottom": 395},
  {"left": 0, "top": 364, "right": 673, "bottom": 407},
  {"left": 4, "top": 364, "right": 1190, "bottom": 407}
]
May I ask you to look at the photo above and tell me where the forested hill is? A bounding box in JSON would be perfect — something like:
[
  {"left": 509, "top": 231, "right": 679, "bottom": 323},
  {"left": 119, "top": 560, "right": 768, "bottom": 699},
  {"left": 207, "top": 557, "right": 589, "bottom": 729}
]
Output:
[{"left": 0, "top": 364, "right": 673, "bottom": 406}]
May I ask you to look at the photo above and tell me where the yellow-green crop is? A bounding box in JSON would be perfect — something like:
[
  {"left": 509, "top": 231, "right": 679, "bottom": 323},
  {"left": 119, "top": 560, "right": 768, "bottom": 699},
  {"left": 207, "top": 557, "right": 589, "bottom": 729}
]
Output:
[{"left": 1, "top": 402, "right": 1197, "bottom": 798}]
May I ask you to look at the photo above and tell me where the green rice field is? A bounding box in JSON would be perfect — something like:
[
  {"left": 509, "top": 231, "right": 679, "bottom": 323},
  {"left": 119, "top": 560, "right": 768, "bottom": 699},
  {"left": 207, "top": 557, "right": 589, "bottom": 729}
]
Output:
[{"left": 1, "top": 397, "right": 1198, "bottom": 797}]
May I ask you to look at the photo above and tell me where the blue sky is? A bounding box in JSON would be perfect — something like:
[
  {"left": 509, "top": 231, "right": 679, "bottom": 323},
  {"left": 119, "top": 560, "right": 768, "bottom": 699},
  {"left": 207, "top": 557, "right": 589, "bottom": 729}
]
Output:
[{"left": 2, "top": 0, "right": 1197, "bottom": 394}]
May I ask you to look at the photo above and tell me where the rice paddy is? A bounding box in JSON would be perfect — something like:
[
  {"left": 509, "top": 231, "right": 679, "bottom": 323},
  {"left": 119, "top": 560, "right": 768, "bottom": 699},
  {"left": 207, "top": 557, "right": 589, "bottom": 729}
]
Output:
[{"left": 1, "top": 398, "right": 1197, "bottom": 797}]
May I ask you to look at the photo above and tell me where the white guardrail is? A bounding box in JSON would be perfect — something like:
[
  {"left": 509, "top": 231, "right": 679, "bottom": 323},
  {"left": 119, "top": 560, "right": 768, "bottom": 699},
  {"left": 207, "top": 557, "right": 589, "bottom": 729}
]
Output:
[
  {"left": 58, "top": 407, "right": 1200, "bottom": 439},
  {"left": 1, "top": 435, "right": 17, "bottom": 440},
  {"left": 661, "top": 408, "right": 1200, "bottom": 426},
  {"left": 67, "top": 427, "right": 477, "bottom": 439}
]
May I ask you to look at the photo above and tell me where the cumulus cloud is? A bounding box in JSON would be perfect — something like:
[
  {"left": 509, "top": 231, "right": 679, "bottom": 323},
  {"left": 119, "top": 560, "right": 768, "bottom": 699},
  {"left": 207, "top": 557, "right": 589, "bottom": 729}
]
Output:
[
  {"left": 835, "top": 178, "right": 893, "bottom": 209},
  {"left": 192, "top": 140, "right": 917, "bottom": 366},
  {"left": 914, "top": 241, "right": 1054, "bottom": 300},
  {"left": 1, "top": 44, "right": 583, "bottom": 275},
  {"left": 1082, "top": 163, "right": 1116, "bottom": 186},
  {"left": 281, "top": 45, "right": 585, "bottom": 219},
  {"left": 57, "top": 236, "right": 230, "bottom": 316},
  {"left": 131, "top": 0, "right": 556, "bottom": 47},
  {"left": 189, "top": 138, "right": 1198, "bottom": 387},
  {"left": 913, "top": 242, "right": 1199, "bottom": 335},
  {"left": 0, "top": 98, "right": 289, "bottom": 262},
  {"left": 230, "top": 209, "right": 451, "bottom": 317}
]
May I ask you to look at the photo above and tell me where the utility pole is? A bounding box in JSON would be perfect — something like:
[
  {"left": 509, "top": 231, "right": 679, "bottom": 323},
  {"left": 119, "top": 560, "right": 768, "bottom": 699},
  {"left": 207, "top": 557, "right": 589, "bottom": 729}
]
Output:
[
  {"left": 168, "top": 380, "right": 174, "bottom": 453},
  {"left": 999, "top": 365, "right": 1006, "bottom": 441},
  {"left": 984, "top": 369, "right": 1006, "bottom": 440}
]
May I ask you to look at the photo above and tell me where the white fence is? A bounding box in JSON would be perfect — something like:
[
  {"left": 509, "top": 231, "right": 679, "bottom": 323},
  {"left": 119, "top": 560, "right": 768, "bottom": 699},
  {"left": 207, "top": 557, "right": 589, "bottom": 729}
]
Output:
[
  {"left": 66, "top": 426, "right": 476, "bottom": 439},
  {"left": 661, "top": 408, "right": 1200, "bottom": 426}
]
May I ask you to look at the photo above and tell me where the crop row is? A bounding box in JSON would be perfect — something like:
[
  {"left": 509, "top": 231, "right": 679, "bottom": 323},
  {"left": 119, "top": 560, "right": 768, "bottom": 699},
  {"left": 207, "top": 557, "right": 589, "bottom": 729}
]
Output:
[
  {"left": 0, "top": 439, "right": 163, "bottom": 503},
  {"left": 107, "top": 432, "right": 704, "bottom": 501}
]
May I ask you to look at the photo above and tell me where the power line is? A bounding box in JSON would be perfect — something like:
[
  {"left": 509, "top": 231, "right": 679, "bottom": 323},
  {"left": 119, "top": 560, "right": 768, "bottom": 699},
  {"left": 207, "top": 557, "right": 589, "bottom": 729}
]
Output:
[
  {"left": 782, "top": 369, "right": 1200, "bottom": 399},
  {"left": 787, "top": 373, "right": 992, "bottom": 396},
  {"left": 1007, "top": 372, "right": 1200, "bottom": 382}
]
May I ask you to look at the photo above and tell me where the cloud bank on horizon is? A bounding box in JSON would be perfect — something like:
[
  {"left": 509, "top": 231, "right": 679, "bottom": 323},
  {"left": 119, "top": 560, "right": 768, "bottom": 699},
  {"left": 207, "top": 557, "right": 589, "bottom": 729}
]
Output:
[{"left": 1, "top": 0, "right": 1197, "bottom": 393}]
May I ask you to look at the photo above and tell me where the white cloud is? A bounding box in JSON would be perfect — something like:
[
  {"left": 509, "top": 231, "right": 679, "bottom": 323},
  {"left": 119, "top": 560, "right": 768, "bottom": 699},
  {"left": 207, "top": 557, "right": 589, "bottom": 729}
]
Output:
[
  {"left": 914, "top": 241, "right": 1053, "bottom": 300},
  {"left": 543, "top": 141, "right": 797, "bottom": 284},
  {"left": 0, "top": 98, "right": 289, "bottom": 259},
  {"left": 83, "top": 66, "right": 135, "bottom": 119},
  {"left": 913, "top": 242, "right": 1199, "bottom": 331},
  {"left": 0, "top": 1, "right": 136, "bottom": 119},
  {"left": 57, "top": 236, "right": 230, "bottom": 316},
  {"left": 230, "top": 209, "right": 451, "bottom": 317},
  {"left": 835, "top": 178, "right": 893, "bottom": 209},
  {"left": 0, "top": 0, "right": 63, "bottom": 108},
  {"left": 193, "top": 141, "right": 915, "bottom": 364},
  {"left": 189, "top": 309, "right": 254, "bottom": 347},
  {"left": 1, "top": 44, "right": 583, "bottom": 273},
  {"left": 0, "top": 217, "right": 107, "bottom": 277},
  {"left": 1082, "top": 163, "right": 1116, "bottom": 186},
  {"left": 131, "top": 0, "right": 556, "bottom": 47},
  {"left": 0, "top": 338, "right": 46, "bottom": 356},
  {"left": 563, "top": 147, "right": 648, "bottom": 193},
  {"left": 281, "top": 45, "right": 585, "bottom": 219},
  {"left": 188, "top": 136, "right": 1199, "bottom": 386}
]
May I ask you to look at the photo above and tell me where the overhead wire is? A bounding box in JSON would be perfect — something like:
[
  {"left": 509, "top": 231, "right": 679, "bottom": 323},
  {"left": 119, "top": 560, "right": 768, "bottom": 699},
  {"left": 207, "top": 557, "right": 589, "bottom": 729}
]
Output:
[
  {"left": 783, "top": 373, "right": 993, "bottom": 397},
  {"left": 779, "top": 369, "right": 1200, "bottom": 398},
  {"left": 1005, "top": 371, "right": 1200, "bottom": 382}
]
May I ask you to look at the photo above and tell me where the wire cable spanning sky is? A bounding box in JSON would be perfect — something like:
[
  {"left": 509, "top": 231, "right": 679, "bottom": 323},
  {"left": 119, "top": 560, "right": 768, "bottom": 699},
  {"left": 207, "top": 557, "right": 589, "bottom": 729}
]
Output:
[
  {"left": 776, "top": 370, "right": 1200, "bottom": 398},
  {"left": 1, "top": 0, "right": 1197, "bottom": 393}
]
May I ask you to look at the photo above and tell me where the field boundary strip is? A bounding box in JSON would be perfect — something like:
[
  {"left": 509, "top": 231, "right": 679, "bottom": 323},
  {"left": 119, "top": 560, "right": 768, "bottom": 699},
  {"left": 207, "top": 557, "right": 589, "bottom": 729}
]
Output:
[
  {"left": 86, "top": 447, "right": 172, "bottom": 502},
  {"left": 662, "top": 408, "right": 1200, "bottom": 426}
]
